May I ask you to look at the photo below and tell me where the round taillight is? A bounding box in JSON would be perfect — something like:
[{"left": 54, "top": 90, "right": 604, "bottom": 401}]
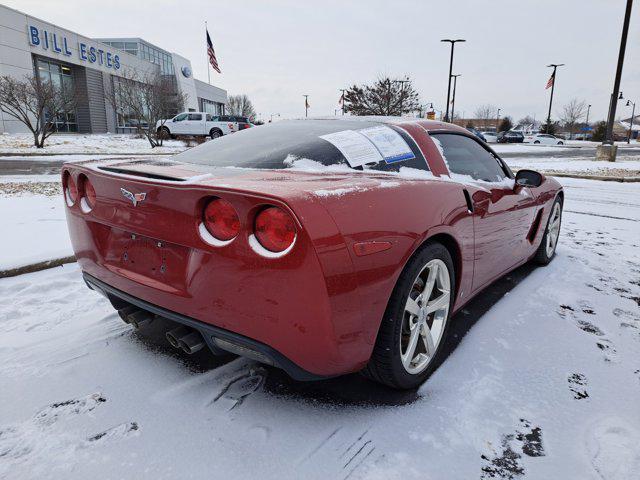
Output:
[
  {"left": 203, "top": 198, "right": 240, "bottom": 241},
  {"left": 64, "top": 173, "right": 77, "bottom": 206},
  {"left": 83, "top": 177, "right": 96, "bottom": 210},
  {"left": 254, "top": 207, "right": 296, "bottom": 253}
]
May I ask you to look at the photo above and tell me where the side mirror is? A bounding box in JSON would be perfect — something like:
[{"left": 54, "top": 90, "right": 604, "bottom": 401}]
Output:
[
  {"left": 515, "top": 169, "right": 543, "bottom": 188},
  {"left": 172, "top": 118, "right": 176, "bottom": 122}
]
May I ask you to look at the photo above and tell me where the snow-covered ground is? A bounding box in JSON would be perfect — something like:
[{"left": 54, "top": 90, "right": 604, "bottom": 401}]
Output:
[
  {"left": 0, "top": 177, "right": 68, "bottom": 271},
  {"left": 0, "top": 177, "right": 639, "bottom": 479},
  {"left": 504, "top": 157, "right": 640, "bottom": 177},
  {"left": 0, "top": 133, "right": 188, "bottom": 155}
]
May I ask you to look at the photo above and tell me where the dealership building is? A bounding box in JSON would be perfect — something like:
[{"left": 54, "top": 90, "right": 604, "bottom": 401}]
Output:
[{"left": 0, "top": 4, "right": 227, "bottom": 134}]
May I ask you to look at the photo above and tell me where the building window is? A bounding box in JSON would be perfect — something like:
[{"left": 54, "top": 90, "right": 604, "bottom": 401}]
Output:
[
  {"left": 199, "top": 98, "right": 224, "bottom": 116},
  {"left": 112, "top": 76, "right": 150, "bottom": 133},
  {"left": 35, "top": 58, "right": 78, "bottom": 132}
]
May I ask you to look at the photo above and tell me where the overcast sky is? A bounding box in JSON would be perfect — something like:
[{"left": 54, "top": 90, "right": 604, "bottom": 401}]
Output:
[{"left": 8, "top": 0, "right": 640, "bottom": 123}]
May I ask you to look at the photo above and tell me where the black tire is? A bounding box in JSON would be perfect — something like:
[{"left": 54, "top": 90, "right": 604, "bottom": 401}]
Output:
[
  {"left": 158, "top": 127, "right": 170, "bottom": 140},
  {"left": 210, "top": 129, "right": 223, "bottom": 139},
  {"left": 558, "top": 141, "right": 564, "bottom": 145},
  {"left": 361, "top": 242, "right": 455, "bottom": 389},
  {"left": 534, "top": 140, "right": 540, "bottom": 144},
  {"left": 534, "top": 196, "right": 563, "bottom": 265}
]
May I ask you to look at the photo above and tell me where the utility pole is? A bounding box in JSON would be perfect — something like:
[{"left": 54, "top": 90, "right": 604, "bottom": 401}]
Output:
[
  {"left": 303, "top": 95, "right": 309, "bottom": 118},
  {"left": 441, "top": 39, "right": 465, "bottom": 122},
  {"left": 602, "top": 0, "right": 633, "bottom": 155},
  {"left": 450, "top": 74, "right": 461, "bottom": 123},
  {"left": 496, "top": 108, "right": 501, "bottom": 131},
  {"left": 626, "top": 99, "right": 636, "bottom": 144},
  {"left": 339, "top": 89, "right": 346, "bottom": 115},
  {"left": 585, "top": 104, "right": 591, "bottom": 140},
  {"left": 545, "top": 63, "right": 564, "bottom": 133}
]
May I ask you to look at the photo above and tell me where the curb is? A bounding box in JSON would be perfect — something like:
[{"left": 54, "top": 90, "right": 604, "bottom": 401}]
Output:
[
  {"left": 0, "top": 151, "right": 184, "bottom": 157},
  {"left": 0, "top": 256, "right": 76, "bottom": 279},
  {"left": 543, "top": 172, "right": 640, "bottom": 183}
]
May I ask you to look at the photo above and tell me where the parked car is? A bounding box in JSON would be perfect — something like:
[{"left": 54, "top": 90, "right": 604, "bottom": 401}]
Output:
[
  {"left": 466, "top": 127, "right": 486, "bottom": 142},
  {"left": 62, "top": 118, "right": 563, "bottom": 389},
  {"left": 530, "top": 134, "right": 564, "bottom": 145},
  {"left": 481, "top": 131, "right": 498, "bottom": 143},
  {"left": 156, "top": 112, "right": 234, "bottom": 139},
  {"left": 497, "top": 131, "right": 525, "bottom": 143},
  {"left": 211, "top": 115, "right": 254, "bottom": 132}
]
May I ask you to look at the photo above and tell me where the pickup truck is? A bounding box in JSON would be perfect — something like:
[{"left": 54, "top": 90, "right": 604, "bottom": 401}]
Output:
[{"left": 156, "top": 112, "right": 235, "bottom": 139}]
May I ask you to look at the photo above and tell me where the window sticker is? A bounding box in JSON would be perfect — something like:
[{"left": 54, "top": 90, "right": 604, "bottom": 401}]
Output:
[
  {"left": 358, "top": 125, "right": 415, "bottom": 164},
  {"left": 320, "top": 130, "right": 383, "bottom": 168}
]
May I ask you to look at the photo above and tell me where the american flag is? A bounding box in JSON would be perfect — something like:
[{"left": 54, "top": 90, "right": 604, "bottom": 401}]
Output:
[
  {"left": 206, "top": 29, "right": 221, "bottom": 74},
  {"left": 545, "top": 71, "right": 555, "bottom": 90}
]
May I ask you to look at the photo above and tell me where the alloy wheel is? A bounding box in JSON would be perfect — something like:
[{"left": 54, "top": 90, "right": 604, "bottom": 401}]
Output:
[
  {"left": 400, "top": 259, "right": 451, "bottom": 375},
  {"left": 545, "top": 202, "right": 562, "bottom": 257}
]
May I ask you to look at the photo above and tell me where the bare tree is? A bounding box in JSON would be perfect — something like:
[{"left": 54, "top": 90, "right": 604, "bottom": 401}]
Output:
[
  {"left": 559, "top": 98, "right": 587, "bottom": 139},
  {"left": 226, "top": 94, "right": 256, "bottom": 120},
  {"left": 344, "top": 77, "right": 420, "bottom": 116},
  {"left": 474, "top": 104, "right": 498, "bottom": 129},
  {"left": 0, "top": 74, "right": 76, "bottom": 148},
  {"left": 105, "top": 69, "right": 187, "bottom": 148}
]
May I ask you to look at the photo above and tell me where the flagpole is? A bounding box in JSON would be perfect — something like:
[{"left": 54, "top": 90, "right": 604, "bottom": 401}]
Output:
[
  {"left": 545, "top": 63, "right": 564, "bottom": 133},
  {"left": 206, "top": 21, "right": 211, "bottom": 85}
]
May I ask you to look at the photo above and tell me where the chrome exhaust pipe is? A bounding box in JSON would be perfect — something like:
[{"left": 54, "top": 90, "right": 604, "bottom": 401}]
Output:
[
  {"left": 166, "top": 326, "right": 191, "bottom": 349},
  {"left": 178, "top": 332, "right": 205, "bottom": 355},
  {"left": 118, "top": 306, "right": 154, "bottom": 328},
  {"left": 118, "top": 305, "right": 139, "bottom": 324}
]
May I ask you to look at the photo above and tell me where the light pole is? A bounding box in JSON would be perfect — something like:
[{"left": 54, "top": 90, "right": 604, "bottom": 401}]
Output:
[
  {"left": 545, "top": 63, "right": 564, "bottom": 133},
  {"left": 269, "top": 113, "right": 280, "bottom": 123},
  {"left": 585, "top": 104, "right": 592, "bottom": 139},
  {"left": 441, "top": 39, "right": 465, "bottom": 122},
  {"left": 603, "top": 0, "right": 633, "bottom": 149},
  {"left": 626, "top": 99, "right": 636, "bottom": 144},
  {"left": 303, "top": 95, "right": 309, "bottom": 118},
  {"left": 450, "top": 74, "right": 461, "bottom": 123},
  {"left": 496, "top": 108, "right": 501, "bottom": 132},
  {"left": 339, "top": 89, "right": 346, "bottom": 115}
]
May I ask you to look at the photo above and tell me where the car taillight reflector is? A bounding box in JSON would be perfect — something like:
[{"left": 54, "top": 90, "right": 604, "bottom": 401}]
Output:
[
  {"left": 64, "top": 173, "right": 77, "bottom": 205},
  {"left": 203, "top": 198, "right": 240, "bottom": 241},
  {"left": 84, "top": 178, "right": 96, "bottom": 209},
  {"left": 254, "top": 207, "right": 296, "bottom": 253}
]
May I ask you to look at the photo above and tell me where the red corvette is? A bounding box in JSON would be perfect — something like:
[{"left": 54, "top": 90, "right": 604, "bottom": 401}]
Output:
[{"left": 62, "top": 118, "right": 563, "bottom": 389}]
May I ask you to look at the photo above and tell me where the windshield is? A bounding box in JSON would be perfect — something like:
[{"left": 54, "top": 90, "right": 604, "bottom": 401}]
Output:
[{"left": 175, "top": 119, "right": 429, "bottom": 172}]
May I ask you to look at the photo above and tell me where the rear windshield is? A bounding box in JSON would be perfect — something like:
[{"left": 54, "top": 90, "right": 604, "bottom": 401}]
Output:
[{"left": 175, "top": 119, "right": 429, "bottom": 172}]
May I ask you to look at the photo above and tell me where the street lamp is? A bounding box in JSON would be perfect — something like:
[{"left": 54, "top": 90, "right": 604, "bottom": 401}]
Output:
[
  {"left": 496, "top": 108, "right": 501, "bottom": 131},
  {"left": 545, "top": 63, "right": 565, "bottom": 133},
  {"left": 450, "top": 74, "right": 461, "bottom": 123},
  {"left": 269, "top": 113, "right": 280, "bottom": 123},
  {"left": 585, "top": 104, "right": 591, "bottom": 140},
  {"left": 441, "top": 39, "right": 465, "bottom": 122},
  {"left": 626, "top": 99, "right": 636, "bottom": 144}
]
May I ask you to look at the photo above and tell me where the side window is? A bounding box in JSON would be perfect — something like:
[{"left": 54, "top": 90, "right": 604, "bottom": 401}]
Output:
[
  {"left": 174, "top": 113, "right": 188, "bottom": 121},
  {"left": 206, "top": 114, "right": 212, "bottom": 121},
  {"left": 188, "top": 113, "right": 202, "bottom": 121},
  {"left": 431, "top": 134, "right": 508, "bottom": 183}
]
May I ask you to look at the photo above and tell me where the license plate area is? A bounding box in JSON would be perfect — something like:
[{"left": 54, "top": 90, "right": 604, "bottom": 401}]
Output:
[{"left": 101, "top": 228, "right": 190, "bottom": 291}]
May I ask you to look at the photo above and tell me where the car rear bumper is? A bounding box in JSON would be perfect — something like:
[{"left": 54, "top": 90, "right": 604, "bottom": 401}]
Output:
[{"left": 84, "top": 272, "right": 329, "bottom": 381}]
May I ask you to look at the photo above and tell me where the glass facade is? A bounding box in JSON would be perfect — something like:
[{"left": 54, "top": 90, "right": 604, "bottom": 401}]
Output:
[
  {"left": 140, "top": 43, "right": 174, "bottom": 76},
  {"left": 101, "top": 41, "right": 138, "bottom": 56},
  {"left": 200, "top": 98, "right": 225, "bottom": 115},
  {"left": 35, "top": 58, "right": 77, "bottom": 132},
  {"left": 112, "top": 76, "right": 150, "bottom": 133}
]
